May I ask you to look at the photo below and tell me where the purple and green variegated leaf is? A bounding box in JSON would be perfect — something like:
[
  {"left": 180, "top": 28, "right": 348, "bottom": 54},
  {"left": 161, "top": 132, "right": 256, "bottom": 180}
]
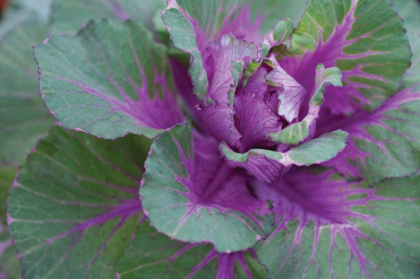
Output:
[
  {"left": 140, "top": 124, "right": 274, "bottom": 253},
  {"left": 269, "top": 63, "right": 342, "bottom": 144},
  {"left": 260, "top": 19, "right": 294, "bottom": 56},
  {"left": 163, "top": 0, "right": 254, "bottom": 103},
  {"left": 280, "top": 0, "right": 411, "bottom": 115},
  {"left": 324, "top": 85, "right": 420, "bottom": 184},
  {"left": 7, "top": 126, "right": 150, "bottom": 278},
  {"left": 50, "top": 0, "right": 166, "bottom": 35},
  {"left": 221, "top": 130, "right": 348, "bottom": 183},
  {"left": 243, "top": 18, "right": 295, "bottom": 83},
  {"left": 116, "top": 220, "right": 267, "bottom": 278},
  {"left": 391, "top": 0, "right": 420, "bottom": 88},
  {"left": 0, "top": 23, "right": 54, "bottom": 165},
  {"left": 162, "top": 0, "right": 300, "bottom": 103},
  {"left": 0, "top": 166, "right": 20, "bottom": 279},
  {"left": 35, "top": 20, "right": 184, "bottom": 140},
  {"left": 254, "top": 167, "right": 420, "bottom": 278}
]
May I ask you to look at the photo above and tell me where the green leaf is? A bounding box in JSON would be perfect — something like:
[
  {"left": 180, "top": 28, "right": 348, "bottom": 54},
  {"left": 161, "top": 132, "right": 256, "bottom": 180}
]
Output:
[
  {"left": 116, "top": 220, "right": 267, "bottom": 278},
  {"left": 325, "top": 85, "right": 420, "bottom": 184},
  {"left": 35, "top": 20, "right": 184, "bottom": 140},
  {"left": 0, "top": 166, "right": 20, "bottom": 279},
  {"left": 254, "top": 168, "right": 420, "bottom": 278},
  {"left": 269, "top": 64, "right": 342, "bottom": 145},
  {"left": 140, "top": 124, "right": 273, "bottom": 253},
  {"left": 0, "top": 23, "right": 54, "bottom": 165},
  {"left": 282, "top": 0, "right": 411, "bottom": 114},
  {"left": 7, "top": 126, "right": 151, "bottom": 278},
  {"left": 50, "top": 0, "right": 166, "bottom": 35},
  {"left": 221, "top": 130, "right": 348, "bottom": 183}
]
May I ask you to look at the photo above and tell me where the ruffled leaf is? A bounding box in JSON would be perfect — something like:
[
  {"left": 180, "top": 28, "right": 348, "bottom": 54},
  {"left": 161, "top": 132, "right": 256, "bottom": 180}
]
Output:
[
  {"left": 116, "top": 220, "right": 267, "bottom": 278},
  {"left": 0, "top": 23, "right": 54, "bottom": 165},
  {"left": 265, "top": 55, "right": 306, "bottom": 123},
  {"left": 254, "top": 167, "right": 420, "bottom": 278},
  {"left": 0, "top": 166, "right": 20, "bottom": 279},
  {"left": 7, "top": 127, "right": 150, "bottom": 278},
  {"left": 324, "top": 85, "right": 420, "bottom": 184},
  {"left": 221, "top": 130, "right": 348, "bottom": 183},
  {"left": 203, "top": 34, "right": 259, "bottom": 147},
  {"left": 280, "top": 0, "right": 411, "bottom": 115},
  {"left": 140, "top": 124, "right": 273, "bottom": 253},
  {"left": 35, "top": 20, "right": 184, "bottom": 139},
  {"left": 269, "top": 64, "right": 342, "bottom": 144}
]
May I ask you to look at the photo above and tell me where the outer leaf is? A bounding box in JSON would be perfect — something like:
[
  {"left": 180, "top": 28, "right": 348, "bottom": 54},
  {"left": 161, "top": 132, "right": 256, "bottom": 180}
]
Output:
[
  {"left": 0, "top": 166, "right": 20, "bottom": 279},
  {"left": 50, "top": 0, "right": 166, "bottom": 35},
  {"left": 140, "top": 124, "right": 273, "bottom": 253},
  {"left": 280, "top": 0, "right": 411, "bottom": 115},
  {"left": 0, "top": 23, "right": 54, "bottom": 165},
  {"left": 254, "top": 167, "right": 420, "bottom": 278},
  {"left": 269, "top": 63, "right": 342, "bottom": 144},
  {"left": 221, "top": 130, "right": 348, "bottom": 183},
  {"left": 36, "top": 20, "right": 184, "bottom": 140},
  {"left": 7, "top": 126, "right": 150, "bottom": 278},
  {"left": 324, "top": 85, "right": 420, "bottom": 184},
  {"left": 116, "top": 220, "right": 267, "bottom": 278}
]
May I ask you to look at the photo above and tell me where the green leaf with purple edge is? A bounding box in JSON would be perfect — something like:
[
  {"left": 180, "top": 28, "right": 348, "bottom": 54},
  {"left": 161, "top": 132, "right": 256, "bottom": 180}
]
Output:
[
  {"left": 255, "top": 167, "right": 420, "bottom": 278},
  {"left": 320, "top": 0, "right": 420, "bottom": 184},
  {"left": 140, "top": 123, "right": 274, "bottom": 253},
  {"left": 116, "top": 220, "right": 267, "bottom": 278},
  {"left": 0, "top": 22, "right": 54, "bottom": 165},
  {"left": 0, "top": 166, "right": 20, "bottom": 279},
  {"left": 7, "top": 126, "right": 151, "bottom": 278},
  {"left": 221, "top": 130, "right": 348, "bottom": 183},
  {"left": 35, "top": 20, "right": 184, "bottom": 140},
  {"left": 280, "top": 0, "right": 411, "bottom": 115},
  {"left": 50, "top": 0, "right": 166, "bottom": 35}
]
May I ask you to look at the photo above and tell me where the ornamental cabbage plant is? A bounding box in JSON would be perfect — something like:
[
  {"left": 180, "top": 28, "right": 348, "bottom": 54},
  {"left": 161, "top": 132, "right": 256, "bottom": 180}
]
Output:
[{"left": 1, "top": 0, "right": 420, "bottom": 278}]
